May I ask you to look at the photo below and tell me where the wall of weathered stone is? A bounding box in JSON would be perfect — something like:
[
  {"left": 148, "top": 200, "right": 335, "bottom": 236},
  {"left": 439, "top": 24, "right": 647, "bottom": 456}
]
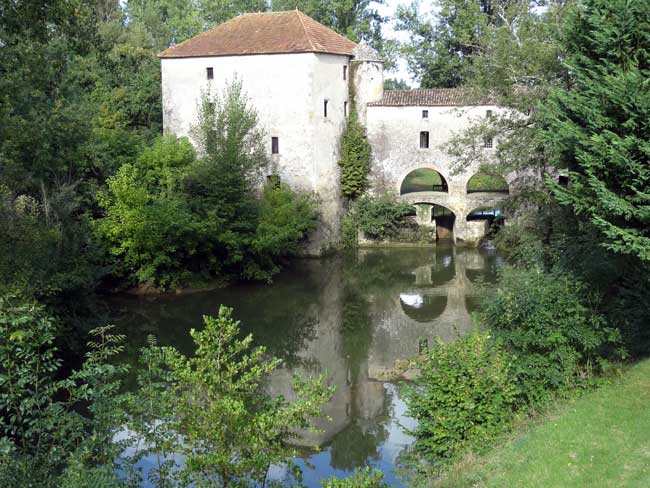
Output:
[{"left": 365, "top": 104, "right": 514, "bottom": 242}]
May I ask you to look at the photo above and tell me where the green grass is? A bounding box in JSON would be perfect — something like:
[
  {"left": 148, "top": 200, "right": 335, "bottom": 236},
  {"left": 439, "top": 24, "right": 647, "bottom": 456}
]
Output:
[
  {"left": 401, "top": 169, "right": 444, "bottom": 194},
  {"left": 436, "top": 359, "right": 650, "bottom": 487},
  {"left": 466, "top": 173, "right": 509, "bottom": 192}
]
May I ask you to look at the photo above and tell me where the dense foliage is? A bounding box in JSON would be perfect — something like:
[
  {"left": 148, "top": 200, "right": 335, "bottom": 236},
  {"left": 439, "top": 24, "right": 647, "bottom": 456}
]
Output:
[
  {"left": 0, "top": 296, "right": 330, "bottom": 487},
  {"left": 338, "top": 105, "right": 372, "bottom": 199},
  {"left": 95, "top": 83, "right": 317, "bottom": 289},
  {"left": 341, "top": 195, "right": 412, "bottom": 246},
  {"left": 542, "top": 0, "right": 650, "bottom": 262},
  {"left": 322, "top": 468, "right": 390, "bottom": 487},
  {"left": 481, "top": 268, "right": 621, "bottom": 404},
  {"left": 404, "top": 331, "right": 519, "bottom": 463}
]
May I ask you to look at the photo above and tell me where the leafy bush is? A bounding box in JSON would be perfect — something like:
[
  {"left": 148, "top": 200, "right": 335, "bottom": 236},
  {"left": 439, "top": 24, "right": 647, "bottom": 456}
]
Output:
[
  {"left": 0, "top": 294, "right": 126, "bottom": 487},
  {"left": 95, "top": 136, "right": 210, "bottom": 289},
  {"left": 481, "top": 267, "right": 622, "bottom": 404},
  {"left": 343, "top": 194, "right": 412, "bottom": 246},
  {"left": 403, "top": 330, "right": 519, "bottom": 463},
  {"left": 322, "top": 467, "right": 390, "bottom": 487},
  {"left": 123, "top": 306, "right": 333, "bottom": 487},
  {"left": 246, "top": 183, "right": 318, "bottom": 279}
]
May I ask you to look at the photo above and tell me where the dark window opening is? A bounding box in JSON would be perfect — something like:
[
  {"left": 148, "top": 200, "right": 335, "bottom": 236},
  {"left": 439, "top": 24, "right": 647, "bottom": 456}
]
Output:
[
  {"left": 484, "top": 136, "right": 493, "bottom": 149},
  {"left": 324, "top": 99, "right": 328, "bottom": 118},
  {"left": 343, "top": 65, "right": 348, "bottom": 80},
  {"left": 486, "top": 109, "right": 493, "bottom": 118},
  {"left": 267, "top": 174, "right": 281, "bottom": 188},
  {"left": 344, "top": 101, "right": 348, "bottom": 117},
  {"left": 559, "top": 175, "right": 569, "bottom": 186},
  {"left": 271, "top": 137, "right": 279, "bottom": 154},
  {"left": 420, "top": 131, "right": 430, "bottom": 149},
  {"left": 206, "top": 67, "right": 214, "bottom": 80},
  {"left": 422, "top": 110, "right": 428, "bottom": 119}
]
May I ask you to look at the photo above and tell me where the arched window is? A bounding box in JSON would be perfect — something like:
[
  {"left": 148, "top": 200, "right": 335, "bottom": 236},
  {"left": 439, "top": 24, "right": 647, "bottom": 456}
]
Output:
[
  {"left": 466, "top": 172, "right": 509, "bottom": 194},
  {"left": 400, "top": 168, "right": 448, "bottom": 195}
]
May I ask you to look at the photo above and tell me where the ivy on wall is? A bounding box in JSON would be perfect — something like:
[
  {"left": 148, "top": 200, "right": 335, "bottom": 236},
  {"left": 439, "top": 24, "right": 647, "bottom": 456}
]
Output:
[{"left": 338, "top": 103, "right": 371, "bottom": 199}]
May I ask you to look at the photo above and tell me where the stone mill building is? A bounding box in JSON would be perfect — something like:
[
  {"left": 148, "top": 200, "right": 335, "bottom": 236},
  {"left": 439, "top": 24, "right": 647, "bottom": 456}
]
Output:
[{"left": 159, "top": 10, "right": 511, "bottom": 252}]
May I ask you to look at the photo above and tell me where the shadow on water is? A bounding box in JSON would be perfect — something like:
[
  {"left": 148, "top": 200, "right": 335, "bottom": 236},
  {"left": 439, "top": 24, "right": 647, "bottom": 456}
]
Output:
[{"left": 104, "top": 245, "right": 502, "bottom": 486}]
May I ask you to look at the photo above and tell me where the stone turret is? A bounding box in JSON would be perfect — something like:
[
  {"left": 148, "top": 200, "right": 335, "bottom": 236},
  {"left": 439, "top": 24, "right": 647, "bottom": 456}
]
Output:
[{"left": 351, "top": 41, "right": 384, "bottom": 125}]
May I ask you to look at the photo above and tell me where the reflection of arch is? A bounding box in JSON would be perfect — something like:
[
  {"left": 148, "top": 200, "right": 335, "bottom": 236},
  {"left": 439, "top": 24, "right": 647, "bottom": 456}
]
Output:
[
  {"left": 401, "top": 168, "right": 448, "bottom": 195},
  {"left": 399, "top": 293, "right": 447, "bottom": 322},
  {"left": 466, "top": 172, "right": 509, "bottom": 194}
]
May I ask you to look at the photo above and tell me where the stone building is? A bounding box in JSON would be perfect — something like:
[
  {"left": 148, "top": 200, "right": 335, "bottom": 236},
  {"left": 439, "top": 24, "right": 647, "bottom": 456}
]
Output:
[{"left": 160, "top": 10, "right": 510, "bottom": 251}]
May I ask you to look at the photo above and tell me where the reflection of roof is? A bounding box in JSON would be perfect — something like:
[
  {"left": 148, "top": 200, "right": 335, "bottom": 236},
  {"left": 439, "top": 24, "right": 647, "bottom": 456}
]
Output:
[
  {"left": 159, "top": 10, "right": 356, "bottom": 58},
  {"left": 368, "top": 88, "right": 496, "bottom": 107}
]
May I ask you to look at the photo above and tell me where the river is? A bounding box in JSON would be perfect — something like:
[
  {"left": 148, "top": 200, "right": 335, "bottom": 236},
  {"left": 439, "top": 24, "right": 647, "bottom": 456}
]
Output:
[{"left": 107, "top": 245, "right": 502, "bottom": 486}]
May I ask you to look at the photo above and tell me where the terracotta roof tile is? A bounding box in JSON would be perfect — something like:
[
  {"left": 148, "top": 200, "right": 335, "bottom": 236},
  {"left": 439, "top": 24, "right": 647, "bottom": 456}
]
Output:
[
  {"left": 159, "top": 11, "right": 357, "bottom": 58},
  {"left": 368, "top": 89, "right": 496, "bottom": 107}
]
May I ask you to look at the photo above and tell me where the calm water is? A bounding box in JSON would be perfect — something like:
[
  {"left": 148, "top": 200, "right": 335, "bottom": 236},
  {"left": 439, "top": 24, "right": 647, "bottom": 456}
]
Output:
[{"left": 107, "top": 246, "right": 502, "bottom": 486}]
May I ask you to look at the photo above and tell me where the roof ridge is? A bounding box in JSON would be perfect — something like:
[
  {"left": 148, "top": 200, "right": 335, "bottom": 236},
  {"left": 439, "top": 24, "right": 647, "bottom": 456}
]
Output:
[{"left": 295, "top": 10, "right": 317, "bottom": 51}]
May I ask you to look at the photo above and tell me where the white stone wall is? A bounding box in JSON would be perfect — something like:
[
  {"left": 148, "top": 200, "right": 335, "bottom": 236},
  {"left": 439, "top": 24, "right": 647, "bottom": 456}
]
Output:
[
  {"left": 351, "top": 60, "right": 383, "bottom": 124},
  {"left": 366, "top": 104, "right": 510, "bottom": 242},
  {"left": 161, "top": 52, "right": 351, "bottom": 253}
]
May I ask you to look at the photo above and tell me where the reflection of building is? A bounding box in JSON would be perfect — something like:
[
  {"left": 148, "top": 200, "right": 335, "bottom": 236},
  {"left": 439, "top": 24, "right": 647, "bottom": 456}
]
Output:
[
  {"left": 264, "top": 247, "right": 499, "bottom": 448},
  {"left": 363, "top": 248, "right": 495, "bottom": 381}
]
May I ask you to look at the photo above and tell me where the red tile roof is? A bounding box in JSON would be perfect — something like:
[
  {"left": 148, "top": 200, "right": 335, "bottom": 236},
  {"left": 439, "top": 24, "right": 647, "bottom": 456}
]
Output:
[
  {"left": 368, "top": 89, "right": 497, "bottom": 107},
  {"left": 159, "top": 10, "right": 357, "bottom": 58}
]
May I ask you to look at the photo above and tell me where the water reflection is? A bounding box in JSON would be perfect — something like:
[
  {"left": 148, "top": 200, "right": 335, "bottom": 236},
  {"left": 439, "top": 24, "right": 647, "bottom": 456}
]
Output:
[{"left": 108, "top": 246, "right": 501, "bottom": 486}]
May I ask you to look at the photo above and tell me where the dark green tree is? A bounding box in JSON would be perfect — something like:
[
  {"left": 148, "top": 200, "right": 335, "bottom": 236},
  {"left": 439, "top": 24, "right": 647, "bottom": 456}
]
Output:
[
  {"left": 338, "top": 106, "right": 371, "bottom": 199},
  {"left": 542, "top": 0, "right": 650, "bottom": 261}
]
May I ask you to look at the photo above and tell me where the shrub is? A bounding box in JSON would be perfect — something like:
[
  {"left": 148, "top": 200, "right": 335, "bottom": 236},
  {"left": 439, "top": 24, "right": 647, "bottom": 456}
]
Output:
[
  {"left": 403, "top": 330, "right": 519, "bottom": 463},
  {"left": 94, "top": 143, "right": 210, "bottom": 289},
  {"left": 481, "top": 267, "right": 621, "bottom": 404},
  {"left": 246, "top": 183, "right": 318, "bottom": 279},
  {"left": 322, "top": 468, "right": 390, "bottom": 487},
  {"left": 343, "top": 194, "right": 412, "bottom": 247}
]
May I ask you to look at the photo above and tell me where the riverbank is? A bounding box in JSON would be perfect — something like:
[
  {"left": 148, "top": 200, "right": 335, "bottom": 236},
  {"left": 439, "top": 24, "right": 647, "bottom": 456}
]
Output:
[{"left": 433, "top": 359, "right": 650, "bottom": 487}]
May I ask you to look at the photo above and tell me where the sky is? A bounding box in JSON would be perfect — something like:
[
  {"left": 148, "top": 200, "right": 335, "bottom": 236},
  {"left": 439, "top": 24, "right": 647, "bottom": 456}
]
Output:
[{"left": 374, "top": 0, "right": 437, "bottom": 86}]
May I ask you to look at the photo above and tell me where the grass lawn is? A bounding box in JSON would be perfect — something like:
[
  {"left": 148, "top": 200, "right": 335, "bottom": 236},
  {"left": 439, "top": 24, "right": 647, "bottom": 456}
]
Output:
[{"left": 437, "top": 359, "right": 650, "bottom": 487}]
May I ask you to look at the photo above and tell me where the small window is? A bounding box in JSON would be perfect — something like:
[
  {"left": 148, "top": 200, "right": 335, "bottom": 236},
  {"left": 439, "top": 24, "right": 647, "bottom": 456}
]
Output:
[
  {"left": 343, "top": 65, "right": 348, "bottom": 80},
  {"left": 484, "top": 136, "right": 493, "bottom": 149},
  {"left": 271, "top": 137, "right": 279, "bottom": 154},
  {"left": 559, "top": 174, "right": 569, "bottom": 186},
  {"left": 486, "top": 109, "right": 493, "bottom": 118},
  {"left": 324, "top": 99, "right": 328, "bottom": 118},
  {"left": 420, "top": 131, "right": 430, "bottom": 149},
  {"left": 422, "top": 110, "right": 428, "bottom": 119},
  {"left": 206, "top": 67, "right": 214, "bottom": 80},
  {"left": 344, "top": 101, "right": 348, "bottom": 117},
  {"left": 267, "top": 174, "right": 281, "bottom": 188}
]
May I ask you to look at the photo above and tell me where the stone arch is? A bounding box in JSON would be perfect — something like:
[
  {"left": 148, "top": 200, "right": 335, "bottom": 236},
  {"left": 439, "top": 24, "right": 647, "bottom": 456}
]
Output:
[
  {"left": 398, "top": 164, "right": 450, "bottom": 195},
  {"left": 466, "top": 171, "right": 509, "bottom": 194}
]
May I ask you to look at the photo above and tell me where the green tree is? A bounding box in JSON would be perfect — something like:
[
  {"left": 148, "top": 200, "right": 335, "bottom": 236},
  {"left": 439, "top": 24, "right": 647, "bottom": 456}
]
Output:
[
  {"left": 542, "top": 0, "right": 650, "bottom": 262},
  {"left": 481, "top": 268, "right": 622, "bottom": 404},
  {"left": 338, "top": 106, "right": 372, "bottom": 199},
  {"left": 248, "top": 183, "right": 318, "bottom": 279},
  {"left": 403, "top": 330, "right": 519, "bottom": 463},
  {"left": 94, "top": 136, "right": 207, "bottom": 289},
  {"left": 128, "top": 306, "right": 333, "bottom": 487},
  {"left": 0, "top": 294, "right": 127, "bottom": 487}
]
